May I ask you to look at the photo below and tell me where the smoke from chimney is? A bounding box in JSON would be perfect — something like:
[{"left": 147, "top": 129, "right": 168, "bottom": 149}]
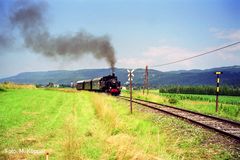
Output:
[{"left": 0, "top": 0, "right": 116, "bottom": 71}]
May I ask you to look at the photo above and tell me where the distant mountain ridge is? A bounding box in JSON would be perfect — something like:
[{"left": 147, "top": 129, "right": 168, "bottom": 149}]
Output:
[{"left": 0, "top": 66, "right": 240, "bottom": 87}]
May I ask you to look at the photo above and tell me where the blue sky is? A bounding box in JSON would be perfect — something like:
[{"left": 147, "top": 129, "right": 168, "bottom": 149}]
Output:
[{"left": 0, "top": 0, "right": 240, "bottom": 78}]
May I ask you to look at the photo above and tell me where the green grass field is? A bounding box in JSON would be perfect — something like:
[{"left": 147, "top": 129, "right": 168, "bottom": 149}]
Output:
[
  {"left": 0, "top": 88, "right": 237, "bottom": 159},
  {"left": 121, "top": 90, "right": 240, "bottom": 122}
]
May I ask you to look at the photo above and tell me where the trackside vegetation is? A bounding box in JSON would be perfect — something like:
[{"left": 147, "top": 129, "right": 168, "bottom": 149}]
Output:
[
  {"left": 0, "top": 82, "right": 36, "bottom": 90},
  {"left": 158, "top": 85, "right": 240, "bottom": 96},
  {"left": 121, "top": 90, "right": 240, "bottom": 122},
  {"left": 0, "top": 88, "right": 237, "bottom": 159}
]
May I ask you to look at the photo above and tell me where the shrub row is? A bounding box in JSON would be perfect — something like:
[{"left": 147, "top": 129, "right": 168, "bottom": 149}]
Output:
[{"left": 159, "top": 85, "right": 240, "bottom": 96}]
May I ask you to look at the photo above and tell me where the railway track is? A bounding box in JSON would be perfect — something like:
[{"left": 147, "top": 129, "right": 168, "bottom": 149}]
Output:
[{"left": 119, "top": 96, "right": 240, "bottom": 141}]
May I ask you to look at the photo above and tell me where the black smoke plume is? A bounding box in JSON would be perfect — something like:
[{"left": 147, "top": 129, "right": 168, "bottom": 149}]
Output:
[{"left": 0, "top": 0, "right": 116, "bottom": 71}]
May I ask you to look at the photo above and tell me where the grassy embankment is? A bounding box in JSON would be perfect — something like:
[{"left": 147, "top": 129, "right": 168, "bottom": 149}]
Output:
[
  {"left": 0, "top": 85, "right": 236, "bottom": 159},
  {"left": 121, "top": 90, "right": 240, "bottom": 122},
  {"left": 0, "top": 82, "right": 36, "bottom": 90}
]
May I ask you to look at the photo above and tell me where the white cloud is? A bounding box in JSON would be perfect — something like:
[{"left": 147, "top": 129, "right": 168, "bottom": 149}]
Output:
[
  {"left": 217, "top": 45, "right": 240, "bottom": 62},
  {"left": 144, "top": 46, "right": 193, "bottom": 59},
  {"left": 210, "top": 28, "right": 240, "bottom": 41},
  {"left": 218, "top": 52, "right": 239, "bottom": 62},
  {"left": 143, "top": 46, "right": 196, "bottom": 67},
  {"left": 117, "top": 57, "right": 154, "bottom": 69},
  {"left": 116, "top": 46, "right": 197, "bottom": 70},
  {"left": 121, "top": 43, "right": 240, "bottom": 71},
  {"left": 203, "top": 42, "right": 240, "bottom": 62},
  {"left": 117, "top": 28, "right": 240, "bottom": 71}
]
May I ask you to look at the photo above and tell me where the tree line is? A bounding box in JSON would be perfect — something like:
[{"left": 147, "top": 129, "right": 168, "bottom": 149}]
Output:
[{"left": 158, "top": 85, "right": 240, "bottom": 96}]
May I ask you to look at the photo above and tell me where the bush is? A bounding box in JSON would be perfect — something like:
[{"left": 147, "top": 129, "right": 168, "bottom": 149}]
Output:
[
  {"left": 168, "top": 98, "right": 178, "bottom": 104},
  {"left": 0, "top": 88, "right": 6, "bottom": 92}
]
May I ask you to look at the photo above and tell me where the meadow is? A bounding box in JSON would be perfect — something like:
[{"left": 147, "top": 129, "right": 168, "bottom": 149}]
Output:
[
  {"left": 121, "top": 90, "right": 240, "bottom": 122},
  {"left": 0, "top": 86, "right": 237, "bottom": 159}
]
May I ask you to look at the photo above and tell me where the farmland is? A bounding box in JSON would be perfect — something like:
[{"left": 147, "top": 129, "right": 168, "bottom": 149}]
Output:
[
  {"left": 0, "top": 88, "right": 238, "bottom": 159},
  {"left": 121, "top": 90, "right": 240, "bottom": 122}
]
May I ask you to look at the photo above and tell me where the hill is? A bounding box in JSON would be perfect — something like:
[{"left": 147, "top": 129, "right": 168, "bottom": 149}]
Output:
[{"left": 0, "top": 66, "right": 240, "bottom": 87}]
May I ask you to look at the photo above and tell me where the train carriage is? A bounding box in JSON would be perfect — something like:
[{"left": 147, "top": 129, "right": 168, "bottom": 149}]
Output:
[
  {"left": 76, "top": 80, "right": 84, "bottom": 90},
  {"left": 76, "top": 73, "right": 121, "bottom": 95},
  {"left": 84, "top": 79, "right": 92, "bottom": 90},
  {"left": 92, "top": 77, "right": 102, "bottom": 91}
]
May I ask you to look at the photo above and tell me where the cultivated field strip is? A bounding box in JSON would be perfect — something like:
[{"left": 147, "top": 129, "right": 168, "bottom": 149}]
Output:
[{"left": 119, "top": 96, "right": 240, "bottom": 141}]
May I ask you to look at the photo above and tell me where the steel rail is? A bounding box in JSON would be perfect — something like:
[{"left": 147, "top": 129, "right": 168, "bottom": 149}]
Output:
[
  {"left": 118, "top": 96, "right": 240, "bottom": 141},
  {"left": 119, "top": 96, "right": 240, "bottom": 125}
]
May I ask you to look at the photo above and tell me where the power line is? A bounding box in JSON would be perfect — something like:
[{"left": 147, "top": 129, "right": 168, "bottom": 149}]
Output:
[{"left": 150, "top": 41, "right": 240, "bottom": 68}]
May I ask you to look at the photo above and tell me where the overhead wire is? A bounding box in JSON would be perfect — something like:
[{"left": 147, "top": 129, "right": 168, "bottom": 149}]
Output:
[{"left": 150, "top": 41, "right": 240, "bottom": 68}]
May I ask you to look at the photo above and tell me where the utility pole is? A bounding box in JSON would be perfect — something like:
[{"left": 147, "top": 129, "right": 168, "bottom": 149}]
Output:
[
  {"left": 128, "top": 69, "right": 134, "bottom": 114},
  {"left": 215, "top": 71, "right": 222, "bottom": 112},
  {"left": 143, "top": 65, "right": 149, "bottom": 95}
]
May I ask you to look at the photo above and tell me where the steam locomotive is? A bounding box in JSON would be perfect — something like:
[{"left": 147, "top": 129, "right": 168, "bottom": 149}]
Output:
[{"left": 76, "top": 73, "right": 121, "bottom": 95}]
